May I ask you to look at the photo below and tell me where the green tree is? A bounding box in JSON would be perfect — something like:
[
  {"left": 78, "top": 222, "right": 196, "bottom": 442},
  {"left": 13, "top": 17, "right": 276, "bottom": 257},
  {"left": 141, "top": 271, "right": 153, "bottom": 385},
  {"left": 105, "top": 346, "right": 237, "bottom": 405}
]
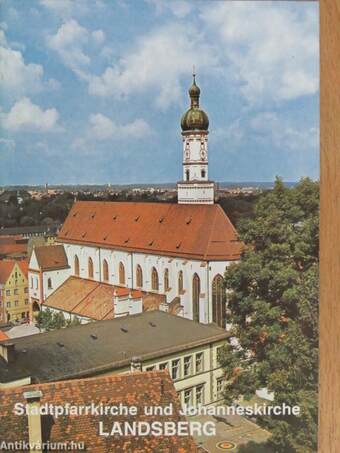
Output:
[{"left": 220, "top": 178, "right": 319, "bottom": 453}]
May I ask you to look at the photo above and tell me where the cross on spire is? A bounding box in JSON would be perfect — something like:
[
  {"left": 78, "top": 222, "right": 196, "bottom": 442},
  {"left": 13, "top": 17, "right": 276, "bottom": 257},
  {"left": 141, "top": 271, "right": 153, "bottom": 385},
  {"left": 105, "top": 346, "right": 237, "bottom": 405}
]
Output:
[{"left": 192, "top": 65, "right": 196, "bottom": 82}]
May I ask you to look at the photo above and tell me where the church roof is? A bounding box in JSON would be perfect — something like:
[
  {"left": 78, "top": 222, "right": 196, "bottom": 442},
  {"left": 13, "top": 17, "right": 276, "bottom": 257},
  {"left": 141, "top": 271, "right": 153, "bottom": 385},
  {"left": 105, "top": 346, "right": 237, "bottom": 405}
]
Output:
[
  {"left": 57, "top": 201, "right": 243, "bottom": 261},
  {"left": 33, "top": 244, "right": 69, "bottom": 271}
]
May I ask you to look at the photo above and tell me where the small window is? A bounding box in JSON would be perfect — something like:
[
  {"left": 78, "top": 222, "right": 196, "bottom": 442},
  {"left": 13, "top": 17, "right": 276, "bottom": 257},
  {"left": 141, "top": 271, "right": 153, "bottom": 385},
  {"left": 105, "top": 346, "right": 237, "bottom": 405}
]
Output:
[
  {"left": 159, "top": 362, "right": 168, "bottom": 371},
  {"left": 14, "top": 289, "right": 18, "bottom": 295},
  {"left": 196, "top": 352, "right": 204, "bottom": 373},
  {"left": 171, "top": 359, "right": 180, "bottom": 380},
  {"left": 30, "top": 277, "right": 33, "bottom": 288},
  {"left": 184, "top": 356, "right": 192, "bottom": 377},
  {"left": 25, "top": 299, "right": 29, "bottom": 305},
  {"left": 217, "top": 377, "right": 224, "bottom": 399},
  {"left": 24, "top": 287, "right": 28, "bottom": 293},
  {"left": 196, "top": 385, "right": 204, "bottom": 406},
  {"left": 146, "top": 365, "right": 155, "bottom": 372},
  {"left": 6, "top": 301, "right": 11, "bottom": 308},
  {"left": 184, "top": 389, "right": 193, "bottom": 407},
  {"left": 186, "top": 169, "right": 190, "bottom": 181},
  {"left": 47, "top": 278, "right": 52, "bottom": 289},
  {"left": 14, "top": 300, "right": 19, "bottom": 307},
  {"left": 201, "top": 169, "right": 206, "bottom": 178},
  {"left": 6, "top": 290, "right": 10, "bottom": 296}
]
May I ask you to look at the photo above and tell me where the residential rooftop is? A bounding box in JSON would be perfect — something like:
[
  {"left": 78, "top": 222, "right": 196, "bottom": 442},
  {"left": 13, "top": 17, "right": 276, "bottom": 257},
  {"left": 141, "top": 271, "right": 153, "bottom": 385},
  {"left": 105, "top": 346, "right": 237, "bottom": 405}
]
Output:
[
  {"left": 0, "top": 310, "right": 229, "bottom": 384},
  {"left": 0, "top": 370, "right": 198, "bottom": 452}
]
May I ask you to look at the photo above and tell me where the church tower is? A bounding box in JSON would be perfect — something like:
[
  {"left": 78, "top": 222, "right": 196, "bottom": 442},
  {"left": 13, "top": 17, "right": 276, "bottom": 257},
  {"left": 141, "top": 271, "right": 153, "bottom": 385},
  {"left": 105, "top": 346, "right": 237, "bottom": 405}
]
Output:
[{"left": 177, "top": 72, "right": 215, "bottom": 204}]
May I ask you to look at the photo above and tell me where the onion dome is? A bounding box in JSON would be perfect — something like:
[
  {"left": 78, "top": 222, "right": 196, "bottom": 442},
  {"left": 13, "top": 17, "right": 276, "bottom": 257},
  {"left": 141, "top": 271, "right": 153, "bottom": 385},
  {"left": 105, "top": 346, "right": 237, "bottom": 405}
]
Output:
[{"left": 181, "top": 73, "right": 209, "bottom": 132}]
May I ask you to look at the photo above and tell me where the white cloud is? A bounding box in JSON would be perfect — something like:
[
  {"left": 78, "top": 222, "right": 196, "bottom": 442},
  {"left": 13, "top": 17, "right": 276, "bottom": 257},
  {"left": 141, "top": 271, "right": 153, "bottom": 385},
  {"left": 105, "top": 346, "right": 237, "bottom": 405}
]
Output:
[
  {"left": 0, "top": 41, "right": 44, "bottom": 98},
  {"left": 90, "top": 113, "right": 153, "bottom": 140},
  {"left": 249, "top": 112, "right": 319, "bottom": 152},
  {"left": 39, "top": 0, "right": 88, "bottom": 18},
  {"left": 72, "top": 113, "right": 153, "bottom": 150},
  {"left": 88, "top": 23, "right": 217, "bottom": 108},
  {"left": 2, "top": 97, "right": 60, "bottom": 132},
  {"left": 48, "top": 19, "right": 105, "bottom": 78},
  {"left": 202, "top": 2, "right": 319, "bottom": 103},
  {"left": 216, "top": 111, "right": 318, "bottom": 153}
]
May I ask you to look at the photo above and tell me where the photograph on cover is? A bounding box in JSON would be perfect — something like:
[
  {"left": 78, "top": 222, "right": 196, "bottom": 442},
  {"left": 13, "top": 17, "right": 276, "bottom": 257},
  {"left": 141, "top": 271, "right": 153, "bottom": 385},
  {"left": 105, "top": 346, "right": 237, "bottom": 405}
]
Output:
[{"left": 0, "top": 1, "right": 319, "bottom": 452}]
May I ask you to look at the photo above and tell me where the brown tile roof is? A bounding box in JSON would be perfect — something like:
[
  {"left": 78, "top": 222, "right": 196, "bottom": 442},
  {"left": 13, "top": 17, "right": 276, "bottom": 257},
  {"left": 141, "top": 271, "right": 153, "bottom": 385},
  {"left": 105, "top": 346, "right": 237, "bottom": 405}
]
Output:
[
  {"left": 33, "top": 244, "right": 69, "bottom": 271},
  {"left": 58, "top": 201, "right": 243, "bottom": 261},
  {"left": 44, "top": 276, "right": 165, "bottom": 321},
  {"left": 18, "top": 259, "right": 28, "bottom": 277},
  {"left": 0, "top": 242, "right": 27, "bottom": 257},
  {"left": 0, "top": 371, "right": 198, "bottom": 452}
]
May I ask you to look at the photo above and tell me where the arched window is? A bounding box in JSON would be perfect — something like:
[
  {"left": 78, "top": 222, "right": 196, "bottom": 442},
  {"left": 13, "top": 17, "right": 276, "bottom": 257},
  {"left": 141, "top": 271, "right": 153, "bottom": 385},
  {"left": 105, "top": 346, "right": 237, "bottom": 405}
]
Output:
[
  {"left": 186, "top": 169, "right": 190, "bottom": 181},
  {"left": 178, "top": 271, "right": 183, "bottom": 294},
  {"left": 103, "top": 259, "right": 109, "bottom": 282},
  {"left": 164, "top": 268, "right": 169, "bottom": 291},
  {"left": 212, "top": 274, "right": 226, "bottom": 328},
  {"left": 119, "top": 262, "right": 125, "bottom": 285},
  {"left": 88, "top": 257, "right": 94, "bottom": 279},
  {"left": 151, "top": 267, "right": 159, "bottom": 291},
  {"left": 201, "top": 169, "right": 206, "bottom": 178},
  {"left": 74, "top": 255, "right": 80, "bottom": 276},
  {"left": 136, "top": 265, "right": 143, "bottom": 288},
  {"left": 47, "top": 278, "right": 52, "bottom": 289},
  {"left": 192, "top": 273, "right": 200, "bottom": 322}
]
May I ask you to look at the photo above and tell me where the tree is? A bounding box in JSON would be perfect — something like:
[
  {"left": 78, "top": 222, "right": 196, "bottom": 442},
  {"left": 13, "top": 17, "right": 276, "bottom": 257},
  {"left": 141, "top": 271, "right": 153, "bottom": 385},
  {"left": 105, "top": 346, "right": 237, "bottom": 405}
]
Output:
[
  {"left": 220, "top": 178, "right": 319, "bottom": 453},
  {"left": 35, "top": 308, "right": 66, "bottom": 331}
]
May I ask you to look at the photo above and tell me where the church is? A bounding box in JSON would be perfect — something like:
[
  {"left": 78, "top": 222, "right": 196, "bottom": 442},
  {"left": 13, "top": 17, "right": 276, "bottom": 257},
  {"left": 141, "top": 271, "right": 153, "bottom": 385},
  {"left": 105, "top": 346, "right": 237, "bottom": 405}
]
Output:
[{"left": 29, "top": 75, "right": 243, "bottom": 329}]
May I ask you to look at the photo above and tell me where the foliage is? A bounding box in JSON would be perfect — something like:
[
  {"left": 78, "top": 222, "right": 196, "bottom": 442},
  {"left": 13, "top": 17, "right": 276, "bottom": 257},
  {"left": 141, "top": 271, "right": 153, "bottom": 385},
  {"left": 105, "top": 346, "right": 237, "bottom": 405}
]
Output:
[
  {"left": 220, "top": 177, "right": 319, "bottom": 453},
  {"left": 36, "top": 308, "right": 80, "bottom": 331}
]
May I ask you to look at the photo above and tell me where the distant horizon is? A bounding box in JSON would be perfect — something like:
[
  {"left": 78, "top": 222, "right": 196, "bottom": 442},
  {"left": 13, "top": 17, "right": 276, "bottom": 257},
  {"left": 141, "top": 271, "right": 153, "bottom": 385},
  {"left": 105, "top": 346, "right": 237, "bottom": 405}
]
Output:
[{"left": 1, "top": 180, "right": 311, "bottom": 190}]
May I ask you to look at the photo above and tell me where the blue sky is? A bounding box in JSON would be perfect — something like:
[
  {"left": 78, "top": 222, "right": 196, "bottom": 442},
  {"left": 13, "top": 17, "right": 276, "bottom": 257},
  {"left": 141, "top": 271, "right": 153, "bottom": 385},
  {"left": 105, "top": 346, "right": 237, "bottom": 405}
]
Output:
[{"left": 0, "top": 0, "right": 319, "bottom": 185}]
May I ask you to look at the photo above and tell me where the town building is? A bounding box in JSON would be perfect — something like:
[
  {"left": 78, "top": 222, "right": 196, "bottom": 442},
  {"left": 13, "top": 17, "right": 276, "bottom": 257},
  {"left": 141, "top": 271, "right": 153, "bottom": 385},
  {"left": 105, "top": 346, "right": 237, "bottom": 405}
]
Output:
[
  {"left": 0, "top": 311, "right": 228, "bottom": 409},
  {"left": 0, "top": 370, "right": 198, "bottom": 452},
  {"left": 0, "top": 260, "right": 29, "bottom": 323},
  {"left": 28, "top": 245, "right": 70, "bottom": 314}
]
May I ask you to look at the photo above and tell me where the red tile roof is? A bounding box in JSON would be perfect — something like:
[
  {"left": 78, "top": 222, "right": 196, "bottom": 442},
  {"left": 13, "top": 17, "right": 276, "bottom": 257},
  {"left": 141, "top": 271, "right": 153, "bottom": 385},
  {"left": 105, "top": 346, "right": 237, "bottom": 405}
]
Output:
[
  {"left": 58, "top": 201, "right": 243, "bottom": 261},
  {"left": 0, "top": 330, "right": 9, "bottom": 341},
  {"left": 0, "top": 242, "right": 27, "bottom": 257},
  {"left": 33, "top": 244, "right": 69, "bottom": 271},
  {"left": 0, "top": 260, "right": 15, "bottom": 284},
  {"left": 0, "top": 371, "right": 198, "bottom": 452},
  {"left": 18, "top": 259, "right": 28, "bottom": 277},
  {"left": 44, "top": 276, "right": 165, "bottom": 320}
]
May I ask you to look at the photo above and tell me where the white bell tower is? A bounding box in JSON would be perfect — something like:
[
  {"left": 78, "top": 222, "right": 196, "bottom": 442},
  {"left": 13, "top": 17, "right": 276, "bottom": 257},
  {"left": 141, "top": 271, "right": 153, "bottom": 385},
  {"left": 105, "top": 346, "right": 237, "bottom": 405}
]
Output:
[{"left": 177, "top": 71, "right": 215, "bottom": 204}]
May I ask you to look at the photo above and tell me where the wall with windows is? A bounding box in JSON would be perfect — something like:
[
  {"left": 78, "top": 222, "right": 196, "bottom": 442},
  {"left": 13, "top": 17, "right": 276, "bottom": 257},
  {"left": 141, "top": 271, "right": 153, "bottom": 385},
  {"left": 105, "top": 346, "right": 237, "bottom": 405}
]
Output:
[
  {"left": 1, "top": 263, "right": 29, "bottom": 323},
  {"left": 61, "top": 242, "right": 234, "bottom": 326}
]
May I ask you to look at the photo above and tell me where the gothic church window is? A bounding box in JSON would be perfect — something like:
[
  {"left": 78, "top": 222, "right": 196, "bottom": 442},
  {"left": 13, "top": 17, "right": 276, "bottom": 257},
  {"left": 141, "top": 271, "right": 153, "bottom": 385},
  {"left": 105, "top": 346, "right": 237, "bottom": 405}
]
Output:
[
  {"left": 74, "top": 255, "right": 79, "bottom": 276},
  {"left": 164, "top": 268, "right": 170, "bottom": 291},
  {"left": 136, "top": 265, "right": 143, "bottom": 287},
  {"left": 119, "top": 262, "right": 125, "bottom": 285},
  {"left": 212, "top": 274, "right": 226, "bottom": 328},
  {"left": 88, "top": 257, "right": 94, "bottom": 279},
  {"left": 151, "top": 267, "right": 159, "bottom": 291},
  {"left": 192, "top": 273, "right": 200, "bottom": 322},
  {"left": 103, "top": 259, "right": 109, "bottom": 282}
]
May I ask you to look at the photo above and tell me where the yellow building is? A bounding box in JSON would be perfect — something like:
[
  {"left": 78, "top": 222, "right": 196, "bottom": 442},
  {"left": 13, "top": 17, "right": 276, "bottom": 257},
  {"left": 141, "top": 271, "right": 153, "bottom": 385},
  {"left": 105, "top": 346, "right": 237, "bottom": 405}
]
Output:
[{"left": 0, "top": 260, "right": 29, "bottom": 323}]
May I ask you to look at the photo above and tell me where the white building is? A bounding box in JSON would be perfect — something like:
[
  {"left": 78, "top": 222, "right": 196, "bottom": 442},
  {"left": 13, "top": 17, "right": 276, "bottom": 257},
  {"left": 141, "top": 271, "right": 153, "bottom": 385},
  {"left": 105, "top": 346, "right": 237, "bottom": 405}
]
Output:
[{"left": 29, "top": 75, "right": 243, "bottom": 328}]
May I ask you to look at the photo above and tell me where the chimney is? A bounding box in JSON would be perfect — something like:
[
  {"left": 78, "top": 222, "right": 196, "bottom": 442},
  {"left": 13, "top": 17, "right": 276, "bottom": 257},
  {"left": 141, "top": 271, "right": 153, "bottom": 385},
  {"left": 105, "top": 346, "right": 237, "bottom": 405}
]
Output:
[
  {"left": 23, "top": 390, "right": 43, "bottom": 453},
  {"left": 0, "top": 343, "right": 16, "bottom": 363},
  {"left": 130, "top": 356, "right": 142, "bottom": 372}
]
